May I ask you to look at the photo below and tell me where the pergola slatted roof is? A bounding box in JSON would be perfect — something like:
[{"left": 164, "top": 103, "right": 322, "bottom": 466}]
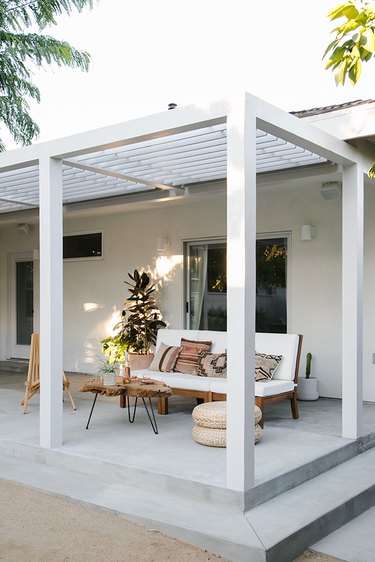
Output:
[{"left": 0, "top": 122, "right": 328, "bottom": 215}]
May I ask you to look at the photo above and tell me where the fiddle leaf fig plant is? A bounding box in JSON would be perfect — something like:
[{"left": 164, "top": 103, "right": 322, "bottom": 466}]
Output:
[{"left": 101, "top": 269, "right": 166, "bottom": 361}]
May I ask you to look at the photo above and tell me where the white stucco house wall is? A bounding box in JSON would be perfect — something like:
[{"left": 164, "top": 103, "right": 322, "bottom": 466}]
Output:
[{"left": 0, "top": 93, "right": 374, "bottom": 495}]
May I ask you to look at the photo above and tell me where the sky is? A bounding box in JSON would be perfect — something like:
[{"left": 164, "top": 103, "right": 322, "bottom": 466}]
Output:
[{"left": 5, "top": 0, "right": 375, "bottom": 147}]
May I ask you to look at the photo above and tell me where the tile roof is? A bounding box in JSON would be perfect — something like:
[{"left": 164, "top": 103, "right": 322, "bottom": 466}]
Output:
[{"left": 291, "top": 99, "right": 375, "bottom": 118}]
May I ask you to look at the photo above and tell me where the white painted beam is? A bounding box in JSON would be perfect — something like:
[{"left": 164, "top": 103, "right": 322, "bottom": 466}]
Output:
[
  {"left": 39, "top": 155, "right": 63, "bottom": 448},
  {"left": 248, "top": 93, "right": 362, "bottom": 167},
  {"left": 62, "top": 159, "right": 182, "bottom": 192},
  {"left": 226, "top": 94, "right": 255, "bottom": 492},
  {"left": 342, "top": 163, "right": 364, "bottom": 439}
]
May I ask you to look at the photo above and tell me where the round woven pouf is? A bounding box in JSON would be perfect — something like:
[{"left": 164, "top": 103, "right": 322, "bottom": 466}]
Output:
[
  {"left": 192, "top": 401, "right": 227, "bottom": 428},
  {"left": 192, "top": 401, "right": 263, "bottom": 447},
  {"left": 192, "top": 425, "right": 226, "bottom": 447}
]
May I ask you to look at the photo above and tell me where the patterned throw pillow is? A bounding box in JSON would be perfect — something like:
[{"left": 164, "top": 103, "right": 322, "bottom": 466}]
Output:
[
  {"left": 148, "top": 342, "right": 182, "bottom": 373},
  {"left": 255, "top": 352, "right": 283, "bottom": 381},
  {"left": 195, "top": 351, "right": 227, "bottom": 378},
  {"left": 174, "top": 338, "right": 212, "bottom": 374}
]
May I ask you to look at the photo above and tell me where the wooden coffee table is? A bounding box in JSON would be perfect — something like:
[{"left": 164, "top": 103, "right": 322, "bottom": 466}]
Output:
[{"left": 79, "top": 378, "right": 172, "bottom": 434}]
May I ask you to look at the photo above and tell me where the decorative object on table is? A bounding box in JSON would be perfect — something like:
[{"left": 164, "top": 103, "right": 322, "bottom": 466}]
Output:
[
  {"left": 21, "top": 333, "right": 76, "bottom": 413},
  {"left": 96, "top": 357, "right": 120, "bottom": 386},
  {"left": 101, "top": 269, "right": 166, "bottom": 369},
  {"left": 191, "top": 401, "right": 262, "bottom": 447},
  {"left": 123, "top": 352, "right": 131, "bottom": 383},
  {"left": 297, "top": 352, "right": 319, "bottom": 401}
]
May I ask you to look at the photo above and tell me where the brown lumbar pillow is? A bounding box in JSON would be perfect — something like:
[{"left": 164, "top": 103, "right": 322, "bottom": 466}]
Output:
[{"left": 174, "top": 338, "right": 212, "bottom": 374}]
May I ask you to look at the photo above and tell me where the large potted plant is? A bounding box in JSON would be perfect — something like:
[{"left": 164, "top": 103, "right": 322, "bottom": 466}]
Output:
[
  {"left": 101, "top": 269, "right": 166, "bottom": 370},
  {"left": 297, "top": 352, "right": 319, "bottom": 401}
]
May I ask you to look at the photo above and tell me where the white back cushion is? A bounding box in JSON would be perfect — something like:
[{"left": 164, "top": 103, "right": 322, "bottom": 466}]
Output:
[
  {"left": 255, "top": 333, "right": 299, "bottom": 381},
  {"left": 156, "top": 329, "right": 199, "bottom": 348},
  {"left": 156, "top": 329, "right": 299, "bottom": 381},
  {"left": 197, "top": 330, "right": 227, "bottom": 352}
]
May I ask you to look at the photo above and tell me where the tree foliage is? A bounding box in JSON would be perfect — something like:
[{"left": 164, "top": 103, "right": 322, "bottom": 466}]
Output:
[
  {"left": 324, "top": 1, "right": 375, "bottom": 86},
  {"left": 324, "top": 1, "right": 375, "bottom": 178},
  {"left": 0, "top": 0, "right": 93, "bottom": 150}
]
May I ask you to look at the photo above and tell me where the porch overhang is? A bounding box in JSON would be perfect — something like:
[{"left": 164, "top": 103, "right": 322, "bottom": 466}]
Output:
[{"left": 0, "top": 92, "right": 371, "bottom": 503}]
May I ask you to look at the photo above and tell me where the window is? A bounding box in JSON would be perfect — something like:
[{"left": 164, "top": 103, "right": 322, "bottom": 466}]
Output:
[
  {"left": 63, "top": 232, "right": 102, "bottom": 260},
  {"left": 256, "top": 237, "right": 288, "bottom": 333},
  {"left": 186, "top": 241, "right": 227, "bottom": 331},
  {"left": 185, "top": 235, "right": 288, "bottom": 333}
]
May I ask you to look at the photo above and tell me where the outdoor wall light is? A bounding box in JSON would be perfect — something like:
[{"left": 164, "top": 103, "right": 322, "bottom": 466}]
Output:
[
  {"left": 16, "top": 223, "right": 30, "bottom": 236},
  {"left": 300, "top": 225, "right": 316, "bottom": 241},
  {"left": 157, "top": 237, "right": 171, "bottom": 253}
]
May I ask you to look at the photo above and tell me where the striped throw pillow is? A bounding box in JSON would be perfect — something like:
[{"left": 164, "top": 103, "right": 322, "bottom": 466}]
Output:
[
  {"left": 255, "top": 352, "right": 282, "bottom": 381},
  {"left": 149, "top": 343, "right": 182, "bottom": 373},
  {"left": 174, "top": 338, "right": 212, "bottom": 374}
]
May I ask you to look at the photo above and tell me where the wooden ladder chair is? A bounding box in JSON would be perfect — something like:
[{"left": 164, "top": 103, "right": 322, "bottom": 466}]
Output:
[{"left": 21, "top": 333, "right": 76, "bottom": 414}]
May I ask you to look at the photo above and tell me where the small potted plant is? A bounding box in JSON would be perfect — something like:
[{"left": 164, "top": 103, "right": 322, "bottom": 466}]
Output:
[
  {"left": 97, "top": 357, "right": 120, "bottom": 386},
  {"left": 101, "top": 269, "right": 166, "bottom": 370},
  {"left": 297, "top": 352, "right": 319, "bottom": 401}
]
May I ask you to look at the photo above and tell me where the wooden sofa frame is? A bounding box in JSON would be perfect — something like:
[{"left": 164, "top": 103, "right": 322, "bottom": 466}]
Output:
[{"left": 157, "top": 334, "right": 303, "bottom": 427}]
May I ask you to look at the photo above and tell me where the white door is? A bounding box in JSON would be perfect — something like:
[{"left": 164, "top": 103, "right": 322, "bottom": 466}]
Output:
[{"left": 9, "top": 252, "right": 34, "bottom": 358}]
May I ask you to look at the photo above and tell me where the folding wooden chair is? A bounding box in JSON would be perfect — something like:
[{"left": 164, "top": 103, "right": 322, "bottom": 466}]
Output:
[{"left": 21, "top": 333, "right": 76, "bottom": 413}]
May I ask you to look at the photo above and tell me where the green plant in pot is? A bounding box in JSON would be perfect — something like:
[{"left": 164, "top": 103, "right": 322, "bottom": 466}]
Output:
[
  {"left": 96, "top": 357, "right": 120, "bottom": 386},
  {"left": 297, "top": 352, "right": 319, "bottom": 401},
  {"left": 101, "top": 269, "right": 166, "bottom": 370}
]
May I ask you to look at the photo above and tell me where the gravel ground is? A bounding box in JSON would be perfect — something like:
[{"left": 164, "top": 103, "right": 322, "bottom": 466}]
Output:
[{"left": 0, "top": 480, "right": 343, "bottom": 562}]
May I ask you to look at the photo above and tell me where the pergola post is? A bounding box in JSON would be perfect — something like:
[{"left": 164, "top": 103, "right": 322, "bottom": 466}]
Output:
[
  {"left": 342, "top": 163, "right": 364, "bottom": 439},
  {"left": 226, "top": 95, "right": 256, "bottom": 492},
  {"left": 39, "top": 155, "right": 63, "bottom": 448}
]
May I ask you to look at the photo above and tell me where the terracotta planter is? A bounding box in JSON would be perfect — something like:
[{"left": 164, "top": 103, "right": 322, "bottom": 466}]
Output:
[
  {"left": 129, "top": 353, "right": 155, "bottom": 371},
  {"left": 297, "top": 377, "right": 319, "bottom": 401}
]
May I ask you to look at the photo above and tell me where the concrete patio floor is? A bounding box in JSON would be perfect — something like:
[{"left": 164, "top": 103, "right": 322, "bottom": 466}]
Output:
[
  {"left": 2, "top": 371, "right": 375, "bottom": 490},
  {"left": 1, "top": 371, "right": 375, "bottom": 561}
]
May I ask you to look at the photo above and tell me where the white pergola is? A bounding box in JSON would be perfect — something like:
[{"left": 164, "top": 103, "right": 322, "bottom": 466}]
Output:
[{"left": 0, "top": 92, "right": 371, "bottom": 504}]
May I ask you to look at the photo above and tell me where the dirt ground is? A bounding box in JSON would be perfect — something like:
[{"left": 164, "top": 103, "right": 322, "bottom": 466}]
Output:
[{"left": 0, "top": 480, "right": 343, "bottom": 562}]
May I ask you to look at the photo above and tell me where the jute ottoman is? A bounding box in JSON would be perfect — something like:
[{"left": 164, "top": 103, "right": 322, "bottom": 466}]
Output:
[{"left": 192, "top": 401, "right": 262, "bottom": 447}]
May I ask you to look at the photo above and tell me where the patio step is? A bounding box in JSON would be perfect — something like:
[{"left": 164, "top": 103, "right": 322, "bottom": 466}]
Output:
[
  {"left": 247, "top": 430, "right": 375, "bottom": 509},
  {"left": 245, "top": 445, "right": 375, "bottom": 561},
  {"left": 0, "top": 359, "right": 28, "bottom": 373},
  {"left": 0, "top": 446, "right": 266, "bottom": 562},
  {"left": 1, "top": 437, "right": 375, "bottom": 561}
]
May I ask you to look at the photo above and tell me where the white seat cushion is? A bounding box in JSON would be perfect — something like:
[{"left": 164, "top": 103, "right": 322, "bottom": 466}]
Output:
[
  {"left": 209, "top": 378, "right": 294, "bottom": 397},
  {"left": 162, "top": 373, "right": 211, "bottom": 391},
  {"left": 255, "top": 380, "right": 294, "bottom": 397},
  {"left": 133, "top": 369, "right": 211, "bottom": 391},
  {"left": 208, "top": 379, "right": 227, "bottom": 394}
]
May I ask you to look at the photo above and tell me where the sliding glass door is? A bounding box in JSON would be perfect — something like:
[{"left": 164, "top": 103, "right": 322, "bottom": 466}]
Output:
[
  {"left": 185, "top": 235, "right": 288, "bottom": 333},
  {"left": 186, "top": 241, "right": 227, "bottom": 331}
]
